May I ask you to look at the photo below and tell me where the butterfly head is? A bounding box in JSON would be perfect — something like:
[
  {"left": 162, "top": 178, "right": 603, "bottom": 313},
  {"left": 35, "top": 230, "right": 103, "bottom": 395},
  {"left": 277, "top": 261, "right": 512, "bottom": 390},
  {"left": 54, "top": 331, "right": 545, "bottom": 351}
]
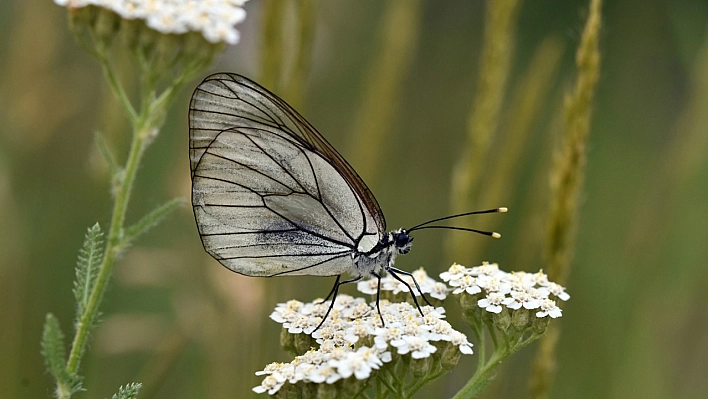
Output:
[{"left": 392, "top": 229, "right": 413, "bottom": 255}]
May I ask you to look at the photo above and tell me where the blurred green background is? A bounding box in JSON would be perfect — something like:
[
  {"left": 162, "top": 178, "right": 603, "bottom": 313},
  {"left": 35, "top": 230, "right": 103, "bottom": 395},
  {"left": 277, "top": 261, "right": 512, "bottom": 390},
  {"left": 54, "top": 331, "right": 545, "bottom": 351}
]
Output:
[{"left": 2, "top": 0, "right": 708, "bottom": 398}]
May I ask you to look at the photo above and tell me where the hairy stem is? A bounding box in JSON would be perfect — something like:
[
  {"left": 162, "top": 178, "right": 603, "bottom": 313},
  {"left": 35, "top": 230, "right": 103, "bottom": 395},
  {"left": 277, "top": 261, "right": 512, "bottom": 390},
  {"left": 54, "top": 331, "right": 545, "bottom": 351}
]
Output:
[
  {"left": 65, "top": 114, "right": 149, "bottom": 381},
  {"left": 452, "top": 349, "right": 506, "bottom": 399}
]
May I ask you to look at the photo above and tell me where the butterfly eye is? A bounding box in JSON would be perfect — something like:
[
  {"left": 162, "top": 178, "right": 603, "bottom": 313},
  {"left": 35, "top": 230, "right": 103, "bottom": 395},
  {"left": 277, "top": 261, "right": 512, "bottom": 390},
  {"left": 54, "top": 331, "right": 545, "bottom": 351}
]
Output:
[{"left": 395, "top": 232, "right": 410, "bottom": 248}]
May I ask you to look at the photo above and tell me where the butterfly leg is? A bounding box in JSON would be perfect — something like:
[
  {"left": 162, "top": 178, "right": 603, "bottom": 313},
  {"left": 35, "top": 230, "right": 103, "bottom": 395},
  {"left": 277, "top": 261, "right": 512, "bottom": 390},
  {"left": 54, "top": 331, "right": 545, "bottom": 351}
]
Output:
[
  {"left": 387, "top": 266, "right": 433, "bottom": 307},
  {"left": 371, "top": 271, "right": 385, "bottom": 328},
  {"left": 313, "top": 275, "right": 363, "bottom": 332},
  {"left": 314, "top": 275, "right": 341, "bottom": 305},
  {"left": 386, "top": 268, "right": 427, "bottom": 317}
]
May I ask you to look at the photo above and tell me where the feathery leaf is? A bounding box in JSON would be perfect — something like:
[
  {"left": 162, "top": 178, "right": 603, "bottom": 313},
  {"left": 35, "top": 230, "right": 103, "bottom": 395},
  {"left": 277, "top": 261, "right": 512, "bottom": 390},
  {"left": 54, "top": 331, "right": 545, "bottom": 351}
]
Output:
[
  {"left": 111, "top": 383, "right": 143, "bottom": 399},
  {"left": 122, "top": 198, "right": 183, "bottom": 247},
  {"left": 41, "top": 314, "right": 83, "bottom": 397},
  {"left": 73, "top": 223, "right": 104, "bottom": 320}
]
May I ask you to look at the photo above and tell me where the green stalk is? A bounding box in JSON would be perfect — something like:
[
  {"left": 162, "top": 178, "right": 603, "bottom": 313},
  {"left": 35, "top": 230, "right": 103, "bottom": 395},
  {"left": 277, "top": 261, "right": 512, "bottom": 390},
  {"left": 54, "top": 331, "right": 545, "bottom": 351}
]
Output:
[
  {"left": 406, "top": 367, "right": 448, "bottom": 397},
  {"left": 63, "top": 53, "right": 165, "bottom": 396},
  {"left": 65, "top": 111, "right": 149, "bottom": 379},
  {"left": 451, "top": 349, "right": 506, "bottom": 399},
  {"left": 470, "top": 320, "right": 486, "bottom": 371}
]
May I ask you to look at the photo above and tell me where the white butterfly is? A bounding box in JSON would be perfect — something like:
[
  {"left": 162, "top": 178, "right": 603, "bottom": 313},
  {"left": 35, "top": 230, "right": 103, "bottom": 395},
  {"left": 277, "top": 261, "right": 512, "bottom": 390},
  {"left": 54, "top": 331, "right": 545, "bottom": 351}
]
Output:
[{"left": 189, "top": 73, "right": 504, "bottom": 327}]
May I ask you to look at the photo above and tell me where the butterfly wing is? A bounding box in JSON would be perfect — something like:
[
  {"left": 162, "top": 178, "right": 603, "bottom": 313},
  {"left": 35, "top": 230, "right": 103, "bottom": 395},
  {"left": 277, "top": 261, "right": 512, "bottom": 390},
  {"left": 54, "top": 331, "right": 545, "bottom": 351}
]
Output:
[
  {"left": 189, "top": 74, "right": 383, "bottom": 277},
  {"left": 189, "top": 73, "right": 386, "bottom": 233}
]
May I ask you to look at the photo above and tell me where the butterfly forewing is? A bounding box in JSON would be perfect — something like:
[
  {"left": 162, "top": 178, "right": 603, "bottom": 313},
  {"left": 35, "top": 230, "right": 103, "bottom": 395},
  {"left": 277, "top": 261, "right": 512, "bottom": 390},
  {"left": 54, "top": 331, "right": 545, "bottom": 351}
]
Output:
[
  {"left": 190, "top": 74, "right": 383, "bottom": 277},
  {"left": 189, "top": 73, "right": 386, "bottom": 233}
]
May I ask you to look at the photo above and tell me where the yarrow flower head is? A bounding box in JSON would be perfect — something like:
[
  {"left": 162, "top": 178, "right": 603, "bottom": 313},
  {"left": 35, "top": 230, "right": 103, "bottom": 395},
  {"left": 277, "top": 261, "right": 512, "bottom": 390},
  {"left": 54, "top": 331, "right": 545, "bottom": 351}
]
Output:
[
  {"left": 257, "top": 288, "right": 473, "bottom": 395},
  {"left": 441, "top": 262, "right": 570, "bottom": 329},
  {"left": 256, "top": 265, "right": 569, "bottom": 397},
  {"left": 54, "top": 0, "right": 249, "bottom": 44}
]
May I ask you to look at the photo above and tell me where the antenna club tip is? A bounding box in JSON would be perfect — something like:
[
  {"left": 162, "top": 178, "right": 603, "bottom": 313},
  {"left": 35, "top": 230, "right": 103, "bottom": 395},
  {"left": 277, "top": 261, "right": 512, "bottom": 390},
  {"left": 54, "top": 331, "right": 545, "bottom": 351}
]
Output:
[
  {"left": 492, "top": 232, "right": 502, "bottom": 239},
  {"left": 498, "top": 207, "right": 508, "bottom": 213}
]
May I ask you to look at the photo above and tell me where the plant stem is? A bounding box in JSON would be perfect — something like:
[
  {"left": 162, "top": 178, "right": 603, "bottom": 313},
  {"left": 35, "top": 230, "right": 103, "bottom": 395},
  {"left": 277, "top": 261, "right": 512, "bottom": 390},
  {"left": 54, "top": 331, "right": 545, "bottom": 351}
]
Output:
[
  {"left": 65, "top": 117, "right": 149, "bottom": 382},
  {"left": 471, "top": 320, "right": 486, "bottom": 371},
  {"left": 62, "top": 55, "right": 160, "bottom": 395},
  {"left": 451, "top": 349, "right": 506, "bottom": 399},
  {"left": 406, "top": 367, "right": 448, "bottom": 397},
  {"left": 377, "top": 372, "right": 398, "bottom": 397}
]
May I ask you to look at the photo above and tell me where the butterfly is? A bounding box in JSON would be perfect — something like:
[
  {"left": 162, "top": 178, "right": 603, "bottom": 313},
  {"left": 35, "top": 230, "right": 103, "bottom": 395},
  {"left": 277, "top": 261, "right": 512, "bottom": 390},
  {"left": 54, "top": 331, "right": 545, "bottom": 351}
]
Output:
[{"left": 189, "top": 73, "right": 505, "bottom": 329}]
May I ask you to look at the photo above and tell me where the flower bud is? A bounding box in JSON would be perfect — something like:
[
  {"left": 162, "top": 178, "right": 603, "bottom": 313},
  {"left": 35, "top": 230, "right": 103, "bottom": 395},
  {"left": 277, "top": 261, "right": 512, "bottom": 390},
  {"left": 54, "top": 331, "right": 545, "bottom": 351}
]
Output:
[
  {"left": 93, "top": 7, "right": 121, "bottom": 49},
  {"left": 153, "top": 33, "right": 181, "bottom": 73},
  {"left": 67, "top": 5, "right": 97, "bottom": 39},
  {"left": 274, "top": 382, "right": 297, "bottom": 399},
  {"left": 458, "top": 291, "right": 479, "bottom": 311},
  {"left": 317, "top": 383, "right": 338, "bottom": 399},
  {"left": 280, "top": 328, "right": 295, "bottom": 352},
  {"left": 532, "top": 314, "right": 551, "bottom": 334},
  {"left": 492, "top": 308, "right": 511, "bottom": 333},
  {"left": 136, "top": 21, "right": 158, "bottom": 59},
  {"left": 439, "top": 342, "right": 461, "bottom": 370},
  {"left": 299, "top": 381, "right": 316, "bottom": 399},
  {"left": 294, "top": 333, "right": 313, "bottom": 355},
  {"left": 411, "top": 356, "right": 433, "bottom": 378},
  {"left": 341, "top": 377, "right": 366, "bottom": 398},
  {"left": 511, "top": 308, "right": 530, "bottom": 331}
]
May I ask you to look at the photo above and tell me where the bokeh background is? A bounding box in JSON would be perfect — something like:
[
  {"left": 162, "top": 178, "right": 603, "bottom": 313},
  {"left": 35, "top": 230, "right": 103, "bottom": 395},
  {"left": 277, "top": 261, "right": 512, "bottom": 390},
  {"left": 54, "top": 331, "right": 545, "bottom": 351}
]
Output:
[{"left": 2, "top": 0, "right": 708, "bottom": 398}]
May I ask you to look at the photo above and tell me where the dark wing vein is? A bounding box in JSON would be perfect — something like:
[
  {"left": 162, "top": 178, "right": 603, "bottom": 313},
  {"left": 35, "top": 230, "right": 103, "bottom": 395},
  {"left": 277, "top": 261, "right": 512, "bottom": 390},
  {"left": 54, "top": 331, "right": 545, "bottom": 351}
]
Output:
[
  {"left": 220, "top": 250, "right": 351, "bottom": 261},
  {"left": 269, "top": 253, "right": 353, "bottom": 277},
  {"left": 204, "top": 149, "right": 300, "bottom": 195}
]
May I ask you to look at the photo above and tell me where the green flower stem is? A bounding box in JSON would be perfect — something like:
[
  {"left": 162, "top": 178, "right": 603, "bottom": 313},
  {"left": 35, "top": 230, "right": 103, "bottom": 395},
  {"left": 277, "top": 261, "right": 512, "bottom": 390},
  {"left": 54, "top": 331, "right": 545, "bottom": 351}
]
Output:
[
  {"left": 97, "top": 46, "right": 138, "bottom": 121},
  {"left": 452, "top": 349, "right": 506, "bottom": 399},
  {"left": 66, "top": 109, "right": 149, "bottom": 378},
  {"left": 63, "top": 51, "right": 172, "bottom": 396},
  {"left": 406, "top": 367, "right": 448, "bottom": 397},
  {"left": 452, "top": 330, "right": 543, "bottom": 399},
  {"left": 486, "top": 323, "right": 500, "bottom": 349},
  {"left": 376, "top": 372, "right": 398, "bottom": 397},
  {"left": 470, "top": 321, "right": 486, "bottom": 371}
]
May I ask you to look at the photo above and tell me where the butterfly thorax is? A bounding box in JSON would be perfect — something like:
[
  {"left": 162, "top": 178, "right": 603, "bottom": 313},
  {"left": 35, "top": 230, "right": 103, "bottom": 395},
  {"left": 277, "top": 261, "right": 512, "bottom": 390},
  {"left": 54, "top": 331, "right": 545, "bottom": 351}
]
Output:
[{"left": 353, "top": 229, "right": 413, "bottom": 277}]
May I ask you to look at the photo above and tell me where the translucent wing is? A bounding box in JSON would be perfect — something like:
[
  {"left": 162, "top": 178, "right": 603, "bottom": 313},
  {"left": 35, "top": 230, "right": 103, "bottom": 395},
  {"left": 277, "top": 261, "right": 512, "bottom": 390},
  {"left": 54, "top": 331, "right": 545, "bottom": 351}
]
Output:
[
  {"left": 189, "top": 73, "right": 386, "bottom": 232},
  {"left": 189, "top": 74, "right": 382, "bottom": 277}
]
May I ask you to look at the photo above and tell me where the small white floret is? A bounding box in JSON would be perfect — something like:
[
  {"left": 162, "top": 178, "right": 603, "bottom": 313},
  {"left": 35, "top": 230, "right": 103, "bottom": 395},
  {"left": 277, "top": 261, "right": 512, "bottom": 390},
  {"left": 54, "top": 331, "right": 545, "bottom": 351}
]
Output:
[{"left": 536, "top": 299, "right": 563, "bottom": 318}]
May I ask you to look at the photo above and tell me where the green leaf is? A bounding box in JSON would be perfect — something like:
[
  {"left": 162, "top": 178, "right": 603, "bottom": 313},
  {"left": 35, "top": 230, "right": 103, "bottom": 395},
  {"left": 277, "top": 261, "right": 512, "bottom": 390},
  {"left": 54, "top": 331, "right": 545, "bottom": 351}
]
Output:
[
  {"left": 41, "top": 313, "right": 68, "bottom": 382},
  {"left": 41, "top": 314, "right": 83, "bottom": 396},
  {"left": 121, "top": 197, "right": 184, "bottom": 247},
  {"left": 73, "top": 223, "right": 104, "bottom": 320},
  {"left": 95, "top": 131, "right": 119, "bottom": 177},
  {"left": 111, "top": 383, "right": 142, "bottom": 399}
]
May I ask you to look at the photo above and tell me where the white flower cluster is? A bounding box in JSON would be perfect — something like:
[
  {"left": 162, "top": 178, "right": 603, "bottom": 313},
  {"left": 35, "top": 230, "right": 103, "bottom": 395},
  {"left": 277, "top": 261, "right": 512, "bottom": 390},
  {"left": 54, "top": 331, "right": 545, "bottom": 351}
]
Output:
[
  {"left": 255, "top": 294, "right": 473, "bottom": 395},
  {"left": 54, "top": 0, "right": 249, "bottom": 44},
  {"left": 253, "top": 344, "right": 390, "bottom": 395},
  {"left": 356, "top": 268, "right": 449, "bottom": 300},
  {"left": 441, "top": 262, "right": 570, "bottom": 318}
]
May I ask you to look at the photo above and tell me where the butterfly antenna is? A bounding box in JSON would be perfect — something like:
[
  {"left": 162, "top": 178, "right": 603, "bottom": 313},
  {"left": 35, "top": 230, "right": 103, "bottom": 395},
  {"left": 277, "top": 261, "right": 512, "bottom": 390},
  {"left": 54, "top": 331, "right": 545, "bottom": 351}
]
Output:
[
  {"left": 407, "top": 207, "right": 507, "bottom": 231},
  {"left": 408, "top": 225, "right": 502, "bottom": 238}
]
